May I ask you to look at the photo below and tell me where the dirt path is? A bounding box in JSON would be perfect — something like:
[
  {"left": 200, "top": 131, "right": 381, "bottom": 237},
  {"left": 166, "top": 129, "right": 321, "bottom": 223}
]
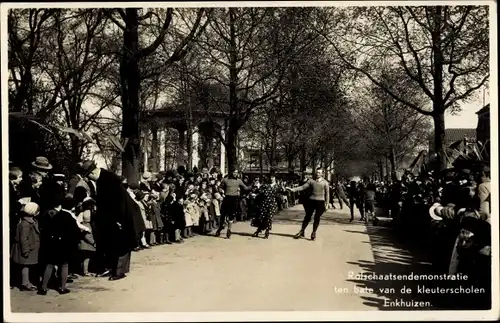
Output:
[{"left": 9, "top": 204, "right": 434, "bottom": 313}]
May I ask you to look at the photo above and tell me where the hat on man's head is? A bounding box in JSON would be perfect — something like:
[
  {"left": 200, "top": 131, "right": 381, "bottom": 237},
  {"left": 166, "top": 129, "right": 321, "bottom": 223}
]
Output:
[
  {"left": 54, "top": 173, "right": 66, "bottom": 180},
  {"left": 128, "top": 182, "right": 140, "bottom": 190},
  {"left": 32, "top": 156, "right": 53, "bottom": 171},
  {"left": 135, "top": 191, "right": 146, "bottom": 201},
  {"left": 80, "top": 160, "right": 97, "bottom": 177},
  {"left": 429, "top": 202, "right": 444, "bottom": 221}
]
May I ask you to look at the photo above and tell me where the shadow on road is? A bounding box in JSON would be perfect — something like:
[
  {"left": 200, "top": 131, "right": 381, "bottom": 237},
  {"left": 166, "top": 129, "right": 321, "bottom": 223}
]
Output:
[
  {"left": 344, "top": 225, "right": 437, "bottom": 311},
  {"left": 345, "top": 224, "right": 492, "bottom": 311},
  {"left": 231, "top": 231, "right": 255, "bottom": 238},
  {"left": 269, "top": 232, "right": 297, "bottom": 239},
  {"left": 273, "top": 208, "right": 366, "bottom": 226}
]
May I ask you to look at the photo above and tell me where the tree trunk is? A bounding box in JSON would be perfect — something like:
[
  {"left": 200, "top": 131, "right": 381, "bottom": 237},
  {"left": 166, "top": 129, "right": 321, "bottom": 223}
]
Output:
[
  {"left": 300, "top": 145, "right": 306, "bottom": 179},
  {"left": 431, "top": 6, "right": 447, "bottom": 172},
  {"left": 433, "top": 110, "right": 447, "bottom": 171},
  {"left": 109, "top": 152, "right": 121, "bottom": 174},
  {"left": 287, "top": 155, "right": 294, "bottom": 171},
  {"left": 259, "top": 144, "right": 264, "bottom": 176},
  {"left": 378, "top": 160, "right": 384, "bottom": 182},
  {"left": 150, "top": 125, "right": 159, "bottom": 173},
  {"left": 270, "top": 132, "right": 277, "bottom": 170},
  {"left": 227, "top": 8, "right": 239, "bottom": 173},
  {"left": 70, "top": 136, "right": 81, "bottom": 172},
  {"left": 120, "top": 9, "right": 141, "bottom": 185},
  {"left": 226, "top": 125, "right": 239, "bottom": 172},
  {"left": 389, "top": 146, "right": 397, "bottom": 181},
  {"left": 385, "top": 155, "right": 390, "bottom": 182},
  {"left": 323, "top": 150, "right": 328, "bottom": 173}
]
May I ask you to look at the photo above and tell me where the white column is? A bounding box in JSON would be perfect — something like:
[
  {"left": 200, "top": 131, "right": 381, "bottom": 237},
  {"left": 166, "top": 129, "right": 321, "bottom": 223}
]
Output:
[
  {"left": 192, "top": 125, "right": 199, "bottom": 170},
  {"left": 159, "top": 128, "right": 166, "bottom": 172},
  {"left": 220, "top": 129, "right": 226, "bottom": 175},
  {"left": 143, "top": 133, "right": 149, "bottom": 173}
]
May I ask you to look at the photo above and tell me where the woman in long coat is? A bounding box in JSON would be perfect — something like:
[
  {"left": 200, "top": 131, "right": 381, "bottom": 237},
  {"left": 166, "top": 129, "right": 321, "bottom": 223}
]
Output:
[{"left": 252, "top": 172, "right": 283, "bottom": 239}]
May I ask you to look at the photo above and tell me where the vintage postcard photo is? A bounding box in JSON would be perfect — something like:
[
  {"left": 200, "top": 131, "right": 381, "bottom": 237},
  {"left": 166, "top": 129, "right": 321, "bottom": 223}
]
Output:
[{"left": 2, "top": 1, "right": 498, "bottom": 321}]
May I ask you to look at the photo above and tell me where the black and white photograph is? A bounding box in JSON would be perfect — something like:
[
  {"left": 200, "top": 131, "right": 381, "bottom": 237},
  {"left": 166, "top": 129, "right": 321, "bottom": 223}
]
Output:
[{"left": 2, "top": 1, "right": 498, "bottom": 321}]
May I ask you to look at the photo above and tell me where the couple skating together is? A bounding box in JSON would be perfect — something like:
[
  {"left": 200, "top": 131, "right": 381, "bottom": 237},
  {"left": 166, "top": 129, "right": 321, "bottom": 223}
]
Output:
[
  {"left": 214, "top": 167, "right": 329, "bottom": 242},
  {"left": 214, "top": 167, "right": 284, "bottom": 240}
]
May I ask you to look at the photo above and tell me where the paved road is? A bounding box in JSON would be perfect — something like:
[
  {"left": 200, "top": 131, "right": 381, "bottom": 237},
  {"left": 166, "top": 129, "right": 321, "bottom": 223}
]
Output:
[{"left": 9, "top": 204, "right": 435, "bottom": 313}]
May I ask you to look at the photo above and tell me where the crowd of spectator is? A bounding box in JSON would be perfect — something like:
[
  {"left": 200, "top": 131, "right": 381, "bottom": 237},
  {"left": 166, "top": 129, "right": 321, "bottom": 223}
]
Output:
[{"left": 8, "top": 157, "right": 302, "bottom": 295}]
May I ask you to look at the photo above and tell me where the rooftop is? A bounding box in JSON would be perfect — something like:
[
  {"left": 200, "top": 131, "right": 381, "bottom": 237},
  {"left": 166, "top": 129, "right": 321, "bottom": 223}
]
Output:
[
  {"left": 428, "top": 128, "right": 477, "bottom": 142},
  {"left": 476, "top": 103, "right": 490, "bottom": 115}
]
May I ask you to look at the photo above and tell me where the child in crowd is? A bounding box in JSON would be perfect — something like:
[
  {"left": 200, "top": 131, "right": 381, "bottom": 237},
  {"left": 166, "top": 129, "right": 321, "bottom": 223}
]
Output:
[
  {"left": 76, "top": 197, "right": 97, "bottom": 276},
  {"left": 173, "top": 195, "right": 186, "bottom": 243},
  {"left": 11, "top": 202, "right": 41, "bottom": 291},
  {"left": 135, "top": 191, "right": 151, "bottom": 249},
  {"left": 183, "top": 192, "right": 197, "bottom": 237},
  {"left": 198, "top": 195, "right": 211, "bottom": 234},
  {"left": 149, "top": 191, "right": 164, "bottom": 245},
  {"left": 211, "top": 192, "right": 223, "bottom": 229}
]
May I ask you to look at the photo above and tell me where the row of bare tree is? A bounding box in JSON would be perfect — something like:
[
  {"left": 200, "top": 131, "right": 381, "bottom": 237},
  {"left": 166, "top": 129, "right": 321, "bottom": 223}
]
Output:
[{"left": 8, "top": 6, "right": 489, "bottom": 183}]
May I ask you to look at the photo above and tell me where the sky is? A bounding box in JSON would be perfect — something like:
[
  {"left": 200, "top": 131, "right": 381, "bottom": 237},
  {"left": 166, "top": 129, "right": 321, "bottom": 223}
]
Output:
[{"left": 445, "top": 90, "right": 490, "bottom": 129}]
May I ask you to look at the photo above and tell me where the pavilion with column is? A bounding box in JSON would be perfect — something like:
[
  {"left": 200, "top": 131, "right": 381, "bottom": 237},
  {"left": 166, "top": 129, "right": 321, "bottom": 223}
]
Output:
[{"left": 139, "top": 104, "right": 232, "bottom": 175}]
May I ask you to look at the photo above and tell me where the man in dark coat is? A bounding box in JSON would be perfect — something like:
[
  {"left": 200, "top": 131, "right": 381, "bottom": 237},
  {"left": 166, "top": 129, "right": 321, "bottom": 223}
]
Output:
[{"left": 82, "top": 161, "right": 139, "bottom": 280}]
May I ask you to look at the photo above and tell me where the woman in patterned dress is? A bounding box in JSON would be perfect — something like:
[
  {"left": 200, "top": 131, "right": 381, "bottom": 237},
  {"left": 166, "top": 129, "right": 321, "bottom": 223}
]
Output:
[{"left": 252, "top": 171, "right": 283, "bottom": 239}]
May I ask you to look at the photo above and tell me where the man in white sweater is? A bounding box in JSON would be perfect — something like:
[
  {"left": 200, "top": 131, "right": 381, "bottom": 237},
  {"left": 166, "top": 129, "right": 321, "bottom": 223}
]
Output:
[{"left": 287, "top": 168, "right": 330, "bottom": 241}]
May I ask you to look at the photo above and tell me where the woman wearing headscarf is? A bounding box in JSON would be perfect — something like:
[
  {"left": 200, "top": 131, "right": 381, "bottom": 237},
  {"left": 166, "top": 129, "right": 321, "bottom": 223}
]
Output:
[
  {"left": 251, "top": 171, "right": 283, "bottom": 239},
  {"left": 11, "top": 202, "right": 41, "bottom": 291}
]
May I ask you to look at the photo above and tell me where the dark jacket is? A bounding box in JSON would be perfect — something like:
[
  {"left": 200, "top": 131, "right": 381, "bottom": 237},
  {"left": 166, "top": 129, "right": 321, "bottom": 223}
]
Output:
[
  {"left": 93, "top": 169, "right": 139, "bottom": 255},
  {"left": 10, "top": 182, "right": 22, "bottom": 245},
  {"left": 150, "top": 200, "right": 164, "bottom": 230},
  {"left": 18, "top": 182, "right": 41, "bottom": 206},
  {"left": 38, "top": 177, "right": 65, "bottom": 212},
  {"left": 167, "top": 201, "right": 186, "bottom": 230},
  {"left": 39, "top": 209, "right": 81, "bottom": 264},
  {"left": 11, "top": 216, "right": 41, "bottom": 265}
]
